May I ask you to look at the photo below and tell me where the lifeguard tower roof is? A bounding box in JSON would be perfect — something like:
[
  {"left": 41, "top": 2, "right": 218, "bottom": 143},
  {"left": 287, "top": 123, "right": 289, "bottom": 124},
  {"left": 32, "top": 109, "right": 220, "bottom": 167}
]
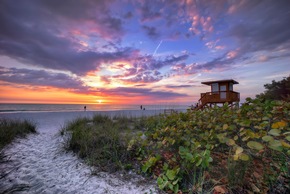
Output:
[{"left": 201, "top": 79, "right": 239, "bottom": 85}]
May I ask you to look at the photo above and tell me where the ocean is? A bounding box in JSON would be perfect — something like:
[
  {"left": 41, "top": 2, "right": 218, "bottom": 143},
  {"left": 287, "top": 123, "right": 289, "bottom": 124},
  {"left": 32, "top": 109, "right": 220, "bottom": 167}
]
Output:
[{"left": 0, "top": 103, "right": 189, "bottom": 113}]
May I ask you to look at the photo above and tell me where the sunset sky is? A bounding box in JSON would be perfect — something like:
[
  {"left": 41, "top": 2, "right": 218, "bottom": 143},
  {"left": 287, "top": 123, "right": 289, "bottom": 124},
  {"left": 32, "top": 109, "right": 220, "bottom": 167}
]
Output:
[{"left": 0, "top": 0, "right": 289, "bottom": 105}]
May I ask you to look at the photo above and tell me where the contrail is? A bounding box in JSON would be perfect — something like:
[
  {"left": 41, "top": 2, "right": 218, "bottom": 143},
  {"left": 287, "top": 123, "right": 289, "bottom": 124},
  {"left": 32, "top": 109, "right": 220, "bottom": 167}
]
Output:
[{"left": 153, "top": 40, "right": 163, "bottom": 56}]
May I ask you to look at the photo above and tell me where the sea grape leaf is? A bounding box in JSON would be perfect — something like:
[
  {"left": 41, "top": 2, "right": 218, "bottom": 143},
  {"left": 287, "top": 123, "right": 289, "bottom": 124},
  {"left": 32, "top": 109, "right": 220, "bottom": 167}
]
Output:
[
  {"left": 268, "top": 140, "right": 283, "bottom": 151},
  {"left": 163, "top": 163, "right": 169, "bottom": 171},
  {"left": 166, "top": 169, "right": 178, "bottom": 181},
  {"left": 278, "top": 121, "right": 287, "bottom": 128},
  {"left": 172, "top": 178, "right": 180, "bottom": 185},
  {"left": 226, "top": 139, "right": 235, "bottom": 146},
  {"left": 196, "top": 158, "right": 203, "bottom": 166},
  {"left": 186, "top": 153, "right": 193, "bottom": 161},
  {"left": 268, "top": 129, "right": 281, "bottom": 136},
  {"left": 262, "top": 117, "right": 269, "bottom": 121},
  {"left": 157, "top": 176, "right": 163, "bottom": 186},
  {"left": 272, "top": 122, "right": 279, "bottom": 129},
  {"left": 247, "top": 141, "right": 264, "bottom": 151},
  {"left": 272, "top": 121, "right": 287, "bottom": 129},
  {"left": 233, "top": 154, "right": 239, "bottom": 161},
  {"left": 239, "top": 153, "right": 250, "bottom": 161},
  {"left": 235, "top": 146, "right": 243, "bottom": 155},
  {"left": 281, "top": 140, "right": 290, "bottom": 148},
  {"left": 223, "top": 124, "right": 229, "bottom": 130},
  {"left": 173, "top": 184, "right": 179, "bottom": 194},
  {"left": 208, "top": 156, "right": 213, "bottom": 163},
  {"left": 262, "top": 135, "right": 274, "bottom": 142}
]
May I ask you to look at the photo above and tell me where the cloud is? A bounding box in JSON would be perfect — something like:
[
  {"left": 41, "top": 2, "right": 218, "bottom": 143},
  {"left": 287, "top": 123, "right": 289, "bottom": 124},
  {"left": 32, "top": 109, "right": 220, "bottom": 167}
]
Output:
[
  {"left": 0, "top": 67, "right": 90, "bottom": 93},
  {"left": 101, "top": 53, "right": 189, "bottom": 84},
  {"left": 123, "top": 71, "right": 163, "bottom": 83},
  {"left": 124, "top": 11, "right": 133, "bottom": 19},
  {"left": 101, "top": 87, "right": 188, "bottom": 98},
  {"left": 138, "top": 2, "right": 162, "bottom": 22},
  {"left": 166, "top": 85, "right": 193, "bottom": 89},
  {"left": 0, "top": 0, "right": 132, "bottom": 76},
  {"left": 227, "top": 1, "right": 290, "bottom": 54},
  {"left": 142, "top": 25, "right": 159, "bottom": 39}
]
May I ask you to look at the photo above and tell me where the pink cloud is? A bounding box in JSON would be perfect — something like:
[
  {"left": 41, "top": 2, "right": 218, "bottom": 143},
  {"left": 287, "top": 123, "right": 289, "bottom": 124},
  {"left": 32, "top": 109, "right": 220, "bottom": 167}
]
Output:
[{"left": 226, "top": 50, "right": 239, "bottom": 59}]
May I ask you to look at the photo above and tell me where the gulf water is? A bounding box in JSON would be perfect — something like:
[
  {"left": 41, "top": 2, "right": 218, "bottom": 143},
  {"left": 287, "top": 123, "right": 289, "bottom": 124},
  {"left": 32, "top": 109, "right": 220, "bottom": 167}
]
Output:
[{"left": 0, "top": 103, "right": 189, "bottom": 113}]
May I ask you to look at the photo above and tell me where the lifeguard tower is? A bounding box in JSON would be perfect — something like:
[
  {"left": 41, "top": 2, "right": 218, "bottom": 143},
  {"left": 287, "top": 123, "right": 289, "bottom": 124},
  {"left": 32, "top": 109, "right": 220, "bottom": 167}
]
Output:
[{"left": 196, "top": 79, "right": 240, "bottom": 109}]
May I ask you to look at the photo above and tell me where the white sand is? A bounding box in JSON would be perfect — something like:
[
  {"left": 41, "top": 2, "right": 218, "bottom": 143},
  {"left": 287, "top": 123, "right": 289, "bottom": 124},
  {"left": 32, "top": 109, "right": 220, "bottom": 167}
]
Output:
[{"left": 0, "top": 110, "right": 165, "bottom": 194}]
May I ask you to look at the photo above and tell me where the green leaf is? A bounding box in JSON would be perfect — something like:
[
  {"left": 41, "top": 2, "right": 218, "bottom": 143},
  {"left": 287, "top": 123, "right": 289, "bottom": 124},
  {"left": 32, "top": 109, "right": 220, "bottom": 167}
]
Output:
[
  {"left": 239, "top": 153, "right": 250, "bottom": 161},
  {"left": 186, "top": 153, "right": 193, "bottom": 161},
  {"left": 173, "top": 184, "right": 179, "bottom": 194},
  {"left": 157, "top": 176, "right": 163, "bottom": 186},
  {"left": 196, "top": 158, "right": 203, "bottom": 166},
  {"left": 166, "top": 169, "right": 177, "bottom": 181},
  {"left": 268, "top": 129, "right": 281, "bottom": 136},
  {"left": 262, "top": 135, "right": 274, "bottom": 142},
  {"left": 286, "top": 135, "right": 290, "bottom": 142},
  {"left": 226, "top": 139, "right": 235, "bottom": 146},
  {"left": 163, "top": 163, "right": 169, "bottom": 171},
  {"left": 247, "top": 141, "right": 264, "bottom": 151},
  {"left": 268, "top": 140, "right": 283, "bottom": 152},
  {"left": 235, "top": 146, "right": 243, "bottom": 155},
  {"left": 172, "top": 178, "right": 180, "bottom": 185}
]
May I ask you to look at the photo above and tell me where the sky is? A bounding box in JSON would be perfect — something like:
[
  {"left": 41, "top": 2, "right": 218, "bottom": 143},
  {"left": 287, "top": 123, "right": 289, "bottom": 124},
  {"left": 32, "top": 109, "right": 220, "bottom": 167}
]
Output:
[{"left": 0, "top": 0, "right": 290, "bottom": 105}]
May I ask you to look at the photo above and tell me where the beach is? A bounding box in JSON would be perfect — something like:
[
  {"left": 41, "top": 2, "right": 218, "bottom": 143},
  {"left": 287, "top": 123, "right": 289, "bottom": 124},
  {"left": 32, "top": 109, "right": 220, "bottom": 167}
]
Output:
[{"left": 0, "top": 110, "right": 168, "bottom": 194}]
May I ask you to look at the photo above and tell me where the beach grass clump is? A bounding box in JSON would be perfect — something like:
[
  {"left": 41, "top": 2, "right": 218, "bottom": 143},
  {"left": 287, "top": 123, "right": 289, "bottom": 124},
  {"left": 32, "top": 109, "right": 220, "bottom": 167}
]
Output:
[
  {"left": 61, "top": 115, "right": 140, "bottom": 172},
  {"left": 0, "top": 118, "right": 36, "bottom": 150}
]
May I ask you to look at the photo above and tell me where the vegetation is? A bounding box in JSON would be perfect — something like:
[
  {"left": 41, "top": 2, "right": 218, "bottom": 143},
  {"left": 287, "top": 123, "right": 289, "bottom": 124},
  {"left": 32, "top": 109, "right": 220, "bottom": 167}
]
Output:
[
  {"left": 62, "top": 98, "right": 289, "bottom": 193},
  {"left": 60, "top": 115, "right": 148, "bottom": 172},
  {"left": 132, "top": 99, "right": 289, "bottom": 193},
  {"left": 256, "top": 75, "right": 290, "bottom": 101},
  {"left": 62, "top": 75, "right": 290, "bottom": 194},
  {"left": 0, "top": 118, "right": 36, "bottom": 193},
  {"left": 0, "top": 118, "right": 37, "bottom": 150}
]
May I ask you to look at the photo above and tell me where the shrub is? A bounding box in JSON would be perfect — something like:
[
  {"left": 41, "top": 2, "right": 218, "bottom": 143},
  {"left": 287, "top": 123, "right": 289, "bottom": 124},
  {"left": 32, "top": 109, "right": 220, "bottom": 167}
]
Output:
[{"left": 131, "top": 99, "right": 290, "bottom": 193}]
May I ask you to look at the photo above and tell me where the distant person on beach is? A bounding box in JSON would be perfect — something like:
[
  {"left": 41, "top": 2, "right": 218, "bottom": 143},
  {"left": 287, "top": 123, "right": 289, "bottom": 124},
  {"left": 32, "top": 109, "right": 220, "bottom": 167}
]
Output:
[
  {"left": 140, "top": 105, "right": 142, "bottom": 110},
  {"left": 84, "top": 106, "right": 86, "bottom": 111},
  {"left": 143, "top": 107, "right": 145, "bottom": 110}
]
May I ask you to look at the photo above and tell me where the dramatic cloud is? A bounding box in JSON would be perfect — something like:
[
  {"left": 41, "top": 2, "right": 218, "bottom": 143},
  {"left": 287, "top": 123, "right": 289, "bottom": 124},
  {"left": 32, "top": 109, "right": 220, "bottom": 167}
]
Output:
[
  {"left": 101, "top": 87, "right": 188, "bottom": 99},
  {"left": 0, "top": 0, "right": 289, "bottom": 103},
  {"left": 0, "top": 67, "right": 89, "bottom": 93}
]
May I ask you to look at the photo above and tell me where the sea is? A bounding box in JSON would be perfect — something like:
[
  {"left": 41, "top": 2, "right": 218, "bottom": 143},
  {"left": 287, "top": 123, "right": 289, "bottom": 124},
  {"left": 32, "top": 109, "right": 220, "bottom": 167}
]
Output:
[{"left": 0, "top": 103, "right": 189, "bottom": 113}]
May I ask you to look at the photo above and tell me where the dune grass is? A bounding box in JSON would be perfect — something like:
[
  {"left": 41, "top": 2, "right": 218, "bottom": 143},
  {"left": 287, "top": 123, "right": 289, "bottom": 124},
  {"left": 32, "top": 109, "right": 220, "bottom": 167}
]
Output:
[
  {"left": 0, "top": 118, "right": 36, "bottom": 193},
  {"left": 0, "top": 118, "right": 37, "bottom": 150},
  {"left": 60, "top": 115, "right": 147, "bottom": 172}
]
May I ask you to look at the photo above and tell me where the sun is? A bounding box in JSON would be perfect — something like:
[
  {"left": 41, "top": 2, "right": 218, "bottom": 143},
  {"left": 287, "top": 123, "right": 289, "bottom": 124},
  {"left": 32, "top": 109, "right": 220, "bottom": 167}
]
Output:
[{"left": 97, "top": 99, "right": 103, "bottom": 104}]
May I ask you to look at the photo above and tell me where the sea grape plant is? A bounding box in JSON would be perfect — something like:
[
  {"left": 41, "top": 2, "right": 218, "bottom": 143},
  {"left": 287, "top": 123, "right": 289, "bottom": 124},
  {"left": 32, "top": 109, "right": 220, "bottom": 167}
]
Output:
[{"left": 130, "top": 98, "right": 289, "bottom": 193}]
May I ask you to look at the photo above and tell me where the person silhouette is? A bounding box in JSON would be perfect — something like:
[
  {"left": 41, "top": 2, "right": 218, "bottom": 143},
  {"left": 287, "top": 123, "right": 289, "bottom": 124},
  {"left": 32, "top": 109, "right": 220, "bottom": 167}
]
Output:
[
  {"left": 84, "top": 106, "right": 86, "bottom": 111},
  {"left": 140, "top": 105, "right": 143, "bottom": 110}
]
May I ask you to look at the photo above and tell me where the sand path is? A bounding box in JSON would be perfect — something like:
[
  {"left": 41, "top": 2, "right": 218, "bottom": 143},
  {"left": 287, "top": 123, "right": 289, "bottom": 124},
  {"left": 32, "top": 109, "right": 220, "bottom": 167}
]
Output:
[{"left": 0, "top": 111, "right": 160, "bottom": 194}]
